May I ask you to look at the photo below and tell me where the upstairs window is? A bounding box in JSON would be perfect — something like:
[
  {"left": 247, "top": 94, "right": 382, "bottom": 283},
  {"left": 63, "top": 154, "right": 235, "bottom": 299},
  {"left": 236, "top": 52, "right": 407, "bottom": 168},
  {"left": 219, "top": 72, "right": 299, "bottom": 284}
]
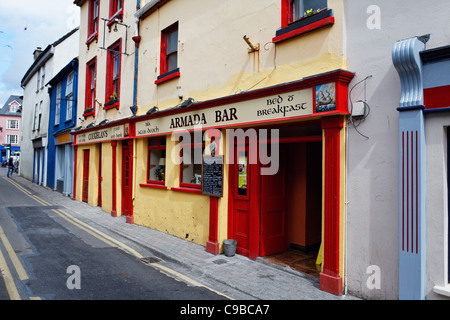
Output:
[
  {"left": 105, "top": 39, "right": 122, "bottom": 109},
  {"left": 7, "top": 120, "right": 19, "bottom": 130},
  {"left": 275, "top": 0, "right": 332, "bottom": 43},
  {"left": 85, "top": 57, "right": 97, "bottom": 116},
  {"left": 287, "top": 0, "right": 327, "bottom": 25},
  {"left": 55, "top": 82, "right": 61, "bottom": 125},
  {"left": 156, "top": 22, "right": 179, "bottom": 84},
  {"left": 88, "top": 0, "right": 100, "bottom": 41},
  {"left": 109, "top": 0, "right": 123, "bottom": 18},
  {"left": 66, "top": 72, "right": 74, "bottom": 121}
]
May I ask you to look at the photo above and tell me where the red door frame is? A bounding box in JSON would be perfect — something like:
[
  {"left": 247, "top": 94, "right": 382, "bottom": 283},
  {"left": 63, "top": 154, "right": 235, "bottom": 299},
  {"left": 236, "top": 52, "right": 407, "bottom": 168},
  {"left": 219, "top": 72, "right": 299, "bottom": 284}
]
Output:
[
  {"left": 121, "top": 140, "right": 134, "bottom": 223},
  {"left": 98, "top": 144, "right": 102, "bottom": 207},
  {"left": 82, "top": 150, "right": 90, "bottom": 203}
]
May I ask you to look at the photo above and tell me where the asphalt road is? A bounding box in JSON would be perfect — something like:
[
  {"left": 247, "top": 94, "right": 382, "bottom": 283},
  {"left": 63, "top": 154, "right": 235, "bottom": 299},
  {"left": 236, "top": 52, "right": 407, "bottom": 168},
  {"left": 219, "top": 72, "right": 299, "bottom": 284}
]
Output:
[{"left": 0, "top": 168, "right": 228, "bottom": 301}]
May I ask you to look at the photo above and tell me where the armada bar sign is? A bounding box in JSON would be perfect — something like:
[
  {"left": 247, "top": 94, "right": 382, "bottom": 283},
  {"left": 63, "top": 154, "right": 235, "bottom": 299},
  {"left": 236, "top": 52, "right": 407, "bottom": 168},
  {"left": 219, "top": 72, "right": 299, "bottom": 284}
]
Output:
[
  {"left": 135, "top": 88, "right": 313, "bottom": 137},
  {"left": 74, "top": 88, "right": 313, "bottom": 144}
]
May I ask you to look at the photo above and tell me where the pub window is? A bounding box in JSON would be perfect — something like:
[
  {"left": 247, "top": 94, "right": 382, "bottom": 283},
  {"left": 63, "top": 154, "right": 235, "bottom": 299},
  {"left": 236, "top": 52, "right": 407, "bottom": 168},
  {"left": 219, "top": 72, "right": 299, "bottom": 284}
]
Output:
[
  {"left": 180, "top": 132, "right": 204, "bottom": 188},
  {"left": 147, "top": 137, "right": 166, "bottom": 184}
]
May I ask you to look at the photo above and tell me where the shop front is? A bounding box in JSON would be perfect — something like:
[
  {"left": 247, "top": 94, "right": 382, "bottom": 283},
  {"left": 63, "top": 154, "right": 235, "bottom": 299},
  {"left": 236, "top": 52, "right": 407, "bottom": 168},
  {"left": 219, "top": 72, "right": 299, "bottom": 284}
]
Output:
[{"left": 72, "top": 69, "right": 354, "bottom": 295}]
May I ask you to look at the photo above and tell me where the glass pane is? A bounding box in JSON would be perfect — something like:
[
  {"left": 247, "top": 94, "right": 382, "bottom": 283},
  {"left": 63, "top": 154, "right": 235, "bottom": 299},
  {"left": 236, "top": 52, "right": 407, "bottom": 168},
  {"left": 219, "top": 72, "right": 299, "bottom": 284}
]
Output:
[
  {"left": 237, "top": 151, "right": 248, "bottom": 196},
  {"left": 167, "top": 53, "right": 177, "bottom": 72},
  {"left": 302, "top": 0, "right": 327, "bottom": 13},
  {"left": 148, "top": 149, "right": 166, "bottom": 182},
  {"left": 182, "top": 146, "right": 203, "bottom": 185},
  {"left": 167, "top": 29, "right": 178, "bottom": 53}
]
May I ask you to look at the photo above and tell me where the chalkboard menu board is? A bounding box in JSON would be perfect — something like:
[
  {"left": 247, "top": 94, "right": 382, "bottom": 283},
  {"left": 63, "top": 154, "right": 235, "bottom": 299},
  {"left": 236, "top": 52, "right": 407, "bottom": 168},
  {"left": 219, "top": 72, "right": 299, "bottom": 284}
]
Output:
[{"left": 202, "top": 155, "right": 224, "bottom": 197}]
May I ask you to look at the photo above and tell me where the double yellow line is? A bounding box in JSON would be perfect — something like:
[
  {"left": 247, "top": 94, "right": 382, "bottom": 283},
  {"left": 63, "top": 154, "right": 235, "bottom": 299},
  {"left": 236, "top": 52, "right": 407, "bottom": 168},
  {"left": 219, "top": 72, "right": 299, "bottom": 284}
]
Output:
[{"left": 3, "top": 177, "right": 233, "bottom": 300}]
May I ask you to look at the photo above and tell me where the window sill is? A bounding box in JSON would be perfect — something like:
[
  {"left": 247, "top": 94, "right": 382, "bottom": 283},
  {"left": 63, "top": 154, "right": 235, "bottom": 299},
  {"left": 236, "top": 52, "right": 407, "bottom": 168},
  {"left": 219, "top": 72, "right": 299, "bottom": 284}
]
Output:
[
  {"left": 273, "top": 9, "right": 334, "bottom": 44},
  {"left": 107, "top": 10, "right": 123, "bottom": 29},
  {"left": 155, "top": 68, "right": 180, "bottom": 85},
  {"left": 170, "top": 186, "right": 202, "bottom": 195},
  {"left": 86, "top": 32, "right": 98, "bottom": 47},
  {"left": 103, "top": 100, "right": 119, "bottom": 110},
  {"left": 433, "top": 284, "right": 450, "bottom": 297},
  {"left": 140, "top": 183, "right": 167, "bottom": 190},
  {"left": 83, "top": 110, "right": 95, "bottom": 118}
]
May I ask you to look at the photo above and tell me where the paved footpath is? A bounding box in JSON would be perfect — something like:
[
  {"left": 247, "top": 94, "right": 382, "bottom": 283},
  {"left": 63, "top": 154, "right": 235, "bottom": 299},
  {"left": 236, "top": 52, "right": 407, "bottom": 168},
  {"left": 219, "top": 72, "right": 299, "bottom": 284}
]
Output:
[{"left": 6, "top": 173, "right": 359, "bottom": 301}]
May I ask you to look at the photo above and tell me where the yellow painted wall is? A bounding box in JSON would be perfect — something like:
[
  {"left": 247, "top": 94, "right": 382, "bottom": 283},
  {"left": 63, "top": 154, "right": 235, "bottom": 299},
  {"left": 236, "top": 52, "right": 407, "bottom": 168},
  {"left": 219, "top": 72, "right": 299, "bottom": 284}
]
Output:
[{"left": 136, "top": 0, "right": 346, "bottom": 114}]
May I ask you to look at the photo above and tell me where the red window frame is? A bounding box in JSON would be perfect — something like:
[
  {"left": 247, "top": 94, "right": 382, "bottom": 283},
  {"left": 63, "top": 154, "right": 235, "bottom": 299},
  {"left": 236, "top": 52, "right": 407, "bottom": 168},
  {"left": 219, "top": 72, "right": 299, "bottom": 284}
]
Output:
[
  {"left": 146, "top": 137, "right": 167, "bottom": 185},
  {"left": 104, "top": 39, "right": 122, "bottom": 110},
  {"left": 84, "top": 57, "right": 97, "bottom": 117},
  {"left": 179, "top": 131, "right": 204, "bottom": 190},
  {"left": 160, "top": 22, "right": 179, "bottom": 76},
  {"left": 109, "top": 0, "right": 123, "bottom": 19},
  {"left": 87, "top": 0, "right": 100, "bottom": 45}
]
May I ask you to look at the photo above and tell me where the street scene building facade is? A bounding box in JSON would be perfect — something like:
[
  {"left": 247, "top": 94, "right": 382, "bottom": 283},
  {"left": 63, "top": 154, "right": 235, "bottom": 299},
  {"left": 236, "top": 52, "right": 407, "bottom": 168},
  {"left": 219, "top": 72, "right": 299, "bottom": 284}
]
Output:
[{"left": 12, "top": 0, "right": 450, "bottom": 300}]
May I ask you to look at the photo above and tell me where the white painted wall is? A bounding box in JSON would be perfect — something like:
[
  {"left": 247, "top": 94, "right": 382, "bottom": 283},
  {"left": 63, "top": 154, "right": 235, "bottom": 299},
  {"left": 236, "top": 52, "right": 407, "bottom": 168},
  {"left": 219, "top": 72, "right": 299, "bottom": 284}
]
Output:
[
  {"left": 20, "top": 29, "right": 79, "bottom": 185},
  {"left": 344, "top": 0, "right": 450, "bottom": 299}
]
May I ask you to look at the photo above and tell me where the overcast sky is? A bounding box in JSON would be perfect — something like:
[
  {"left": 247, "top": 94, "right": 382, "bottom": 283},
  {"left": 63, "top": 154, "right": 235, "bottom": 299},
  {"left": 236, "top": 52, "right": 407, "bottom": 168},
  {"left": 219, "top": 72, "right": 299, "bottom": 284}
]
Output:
[{"left": 0, "top": 0, "right": 80, "bottom": 105}]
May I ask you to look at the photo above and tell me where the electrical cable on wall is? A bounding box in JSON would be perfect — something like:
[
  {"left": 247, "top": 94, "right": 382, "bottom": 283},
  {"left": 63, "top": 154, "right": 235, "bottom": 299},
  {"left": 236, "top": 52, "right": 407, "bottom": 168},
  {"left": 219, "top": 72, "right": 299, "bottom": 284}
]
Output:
[{"left": 349, "top": 75, "right": 372, "bottom": 139}]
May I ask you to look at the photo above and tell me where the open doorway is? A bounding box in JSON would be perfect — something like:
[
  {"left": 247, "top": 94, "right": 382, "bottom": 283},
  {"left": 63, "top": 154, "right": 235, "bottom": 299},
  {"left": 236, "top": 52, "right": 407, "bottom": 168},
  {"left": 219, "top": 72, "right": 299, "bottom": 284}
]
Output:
[
  {"left": 228, "top": 124, "right": 323, "bottom": 277},
  {"left": 261, "top": 141, "right": 322, "bottom": 277}
]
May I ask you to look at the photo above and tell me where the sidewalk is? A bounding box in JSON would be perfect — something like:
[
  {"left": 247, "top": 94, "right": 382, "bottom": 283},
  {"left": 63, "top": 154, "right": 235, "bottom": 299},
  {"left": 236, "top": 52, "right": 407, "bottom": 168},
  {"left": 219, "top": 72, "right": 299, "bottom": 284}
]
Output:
[{"left": 9, "top": 173, "right": 359, "bottom": 300}]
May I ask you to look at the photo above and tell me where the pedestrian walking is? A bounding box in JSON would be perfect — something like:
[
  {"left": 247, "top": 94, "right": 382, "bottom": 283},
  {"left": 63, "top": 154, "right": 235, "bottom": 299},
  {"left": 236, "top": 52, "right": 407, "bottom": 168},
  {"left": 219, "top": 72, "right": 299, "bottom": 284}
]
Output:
[{"left": 7, "top": 157, "right": 14, "bottom": 177}]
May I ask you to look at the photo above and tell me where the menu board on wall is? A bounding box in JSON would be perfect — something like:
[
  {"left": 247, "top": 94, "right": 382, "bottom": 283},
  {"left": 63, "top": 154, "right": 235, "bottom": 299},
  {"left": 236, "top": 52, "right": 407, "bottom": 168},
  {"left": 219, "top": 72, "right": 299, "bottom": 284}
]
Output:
[{"left": 202, "top": 155, "right": 224, "bottom": 197}]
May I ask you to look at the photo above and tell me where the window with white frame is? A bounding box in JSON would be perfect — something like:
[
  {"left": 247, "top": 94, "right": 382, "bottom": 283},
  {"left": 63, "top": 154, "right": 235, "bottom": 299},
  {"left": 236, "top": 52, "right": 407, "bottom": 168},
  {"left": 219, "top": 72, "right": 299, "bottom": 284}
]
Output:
[
  {"left": 6, "top": 120, "right": 19, "bottom": 130},
  {"left": 7, "top": 135, "right": 18, "bottom": 144},
  {"left": 41, "top": 66, "right": 45, "bottom": 89},
  {"left": 33, "top": 103, "right": 38, "bottom": 130},
  {"left": 55, "top": 82, "right": 61, "bottom": 125},
  {"left": 66, "top": 72, "right": 74, "bottom": 121},
  {"left": 37, "top": 69, "right": 41, "bottom": 92}
]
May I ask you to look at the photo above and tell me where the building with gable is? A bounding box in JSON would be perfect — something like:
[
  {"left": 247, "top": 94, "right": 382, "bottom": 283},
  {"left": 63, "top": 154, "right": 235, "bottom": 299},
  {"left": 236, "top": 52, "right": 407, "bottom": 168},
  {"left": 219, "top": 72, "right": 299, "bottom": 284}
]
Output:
[{"left": 0, "top": 95, "right": 22, "bottom": 164}]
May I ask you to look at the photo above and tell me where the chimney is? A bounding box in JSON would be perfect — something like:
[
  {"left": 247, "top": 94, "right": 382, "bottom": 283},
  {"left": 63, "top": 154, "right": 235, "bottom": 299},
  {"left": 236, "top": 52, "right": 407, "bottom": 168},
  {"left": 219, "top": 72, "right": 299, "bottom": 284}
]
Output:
[{"left": 33, "top": 47, "right": 43, "bottom": 60}]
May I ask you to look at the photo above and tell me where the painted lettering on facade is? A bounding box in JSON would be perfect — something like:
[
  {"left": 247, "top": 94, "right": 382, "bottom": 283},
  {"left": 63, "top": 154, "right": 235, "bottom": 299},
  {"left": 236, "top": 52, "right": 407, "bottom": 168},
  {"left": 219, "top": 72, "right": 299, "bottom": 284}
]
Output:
[{"left": 134, "top": 88, "right": 313, "bottom": 138}]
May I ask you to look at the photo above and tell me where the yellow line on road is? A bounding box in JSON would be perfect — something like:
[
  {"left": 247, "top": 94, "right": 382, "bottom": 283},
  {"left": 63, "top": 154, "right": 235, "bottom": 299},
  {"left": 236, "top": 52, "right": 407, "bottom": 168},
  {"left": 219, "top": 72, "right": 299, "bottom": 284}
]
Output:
[
  {"left": 4, "top": 177, "right": 234, "bottom": 300},
  {"left": 0, "top": 226, "right": 28, "bottom": 281},
  {"left": 0, "top": 244, "right": 21, "bottom": 300}
]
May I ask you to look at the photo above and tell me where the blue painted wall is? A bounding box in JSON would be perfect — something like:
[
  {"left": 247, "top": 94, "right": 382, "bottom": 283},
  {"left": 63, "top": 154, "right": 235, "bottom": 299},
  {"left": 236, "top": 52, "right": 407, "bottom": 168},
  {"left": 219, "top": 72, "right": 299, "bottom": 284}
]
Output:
[{"left": 47, "top": 59, "right": 78, "bottom": 189}]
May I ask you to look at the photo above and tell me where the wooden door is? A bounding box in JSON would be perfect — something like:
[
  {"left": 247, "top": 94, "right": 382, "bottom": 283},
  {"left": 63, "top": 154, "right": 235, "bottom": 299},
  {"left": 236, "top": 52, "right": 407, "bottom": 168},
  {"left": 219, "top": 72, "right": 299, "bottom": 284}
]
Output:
[
  {"left": 260, "top": 147, "right": 287, "bottom": 256},
  {"left": 122, "top": 142, "right": 133, "bottom": 216},
  {"left": 82, "top": 150, "right": 90, "bottom": 202}
]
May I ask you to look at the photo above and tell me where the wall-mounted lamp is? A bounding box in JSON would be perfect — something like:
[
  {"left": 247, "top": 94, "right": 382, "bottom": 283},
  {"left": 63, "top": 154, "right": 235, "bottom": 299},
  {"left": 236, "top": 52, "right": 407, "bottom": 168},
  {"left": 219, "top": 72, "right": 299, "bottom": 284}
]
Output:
[
  {"left": 95, "top": 99, "right": 102, "bottom": 107},
  {"left": 98, "top": 119, "right": 109, "bottom": 126},
  {"left": 86, "top": 122, "right": 95, "bottom": 128},
  {"left": 79, "top": 116, "right": 85, "bottom": 122},
  {"left": 146, "top": 106, "right": 159, "bottom": 115},
  {"left": 180, "top": 98, "right": 195, "bottom": 108},
  {"left": 243, "top": 35, "right": 259, "bottom": 53},
  {"left": 130, "top": 105, "right": 138, "bottom": 116}
]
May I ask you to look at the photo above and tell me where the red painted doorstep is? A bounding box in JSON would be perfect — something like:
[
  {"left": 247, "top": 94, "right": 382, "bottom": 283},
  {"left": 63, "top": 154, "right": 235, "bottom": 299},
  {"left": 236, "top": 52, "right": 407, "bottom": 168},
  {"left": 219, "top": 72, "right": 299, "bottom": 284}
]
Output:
[{"left": 320, "top": 272, "right": 343, "bottom": 296}]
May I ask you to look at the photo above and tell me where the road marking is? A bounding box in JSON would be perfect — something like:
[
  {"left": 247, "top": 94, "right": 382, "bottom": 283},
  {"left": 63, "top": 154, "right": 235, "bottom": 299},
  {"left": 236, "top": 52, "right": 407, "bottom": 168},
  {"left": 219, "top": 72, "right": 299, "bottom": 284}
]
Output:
[
  {"left": 0, "top": 244, "right": 21, "bottom": 300},
  {"left": 0, "top": 226, "right": 28, "bottom": 280},
  {"left": 4, "top": 178, "right": 234, "bottom": 300}
]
